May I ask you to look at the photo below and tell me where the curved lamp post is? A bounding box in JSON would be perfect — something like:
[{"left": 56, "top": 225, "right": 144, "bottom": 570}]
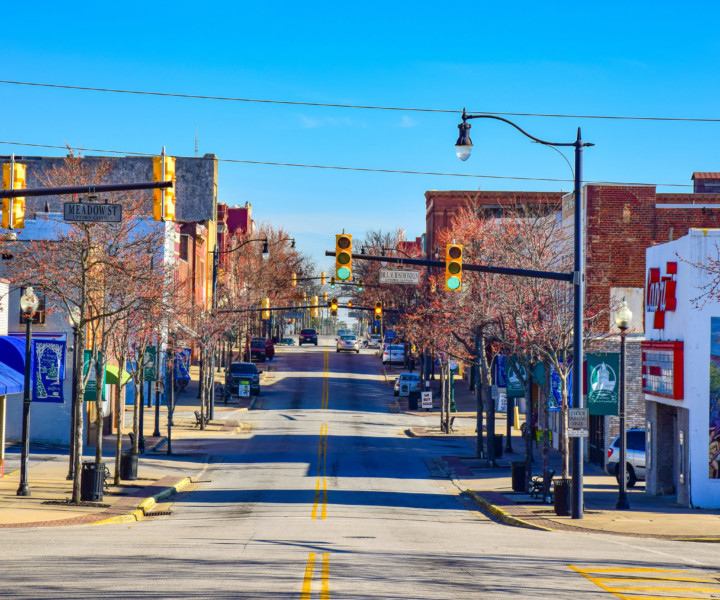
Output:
[
  {"left": 614, "top": 299, "right": 633, "bottom": 509},
  {"left": 17, "top": 286, "right": 40, "bottom": 496},
  {"left": 456, "top": 108, "right": 593, "bottom": 519},
  {"left": 66, "top": 306, "right": 81, "bottom": 480}
]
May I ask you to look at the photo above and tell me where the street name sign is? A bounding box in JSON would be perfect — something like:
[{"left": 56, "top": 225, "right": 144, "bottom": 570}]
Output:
[
  {"left": 567, "top": 429, "right": 589, "bottom": 437},
  {"left": 378, "top": 268, "right": 420, "bottom": 285},
  {"left": 568, "top": 407, "right": 589, "bottom": 429},
  {"left": 64, "top": 201, "right": 123, "bottom": 223}
]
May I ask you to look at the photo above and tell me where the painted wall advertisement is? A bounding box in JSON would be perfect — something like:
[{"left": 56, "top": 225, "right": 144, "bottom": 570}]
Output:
[
  {"left": 586, "top": 353, "right": 620, "bottom": 416},
  {"left": 709, "top": 318, "right": 720, "bottom": 479},
  {"left": 31, "top": 340, "right": 66, "bottom": 403}
]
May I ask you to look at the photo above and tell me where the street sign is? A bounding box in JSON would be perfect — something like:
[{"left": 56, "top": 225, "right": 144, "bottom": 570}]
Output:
[
  {"left": 421, "top": 391, "right": 433, "bottom": 409},
  {"left": 568, "top": 407, "right": 589, "bottom": 429},
  {"left": 64, "top": 201, "right": 123, "bottom": 223},
  {"left": 385, "top": 331, "right": 397, "bottom": 340},
  {"left": 378, "top": 268, "right": 420, "bottom": 285},
  {"left": 567, "top": 429, "right": 589, "bottom": 437}
]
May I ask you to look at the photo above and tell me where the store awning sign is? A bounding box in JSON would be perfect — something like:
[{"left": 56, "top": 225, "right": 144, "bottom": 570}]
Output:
[{"left": 647, "top": 261, "right": 677, "bottom": 330}]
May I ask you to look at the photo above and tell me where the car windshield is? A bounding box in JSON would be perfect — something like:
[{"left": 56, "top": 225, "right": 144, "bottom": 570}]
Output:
[
  {"left": 399, "top": 374, "right": 419, "bottom": 381},
  {"left": 230, "top": 363, "right": 257, "bottom": 374},
  {"left": 341, "top": 335, "right": 356, "bottom": 341},
  {"left": 391, "top": 345, "right": 404, "bottom": 350},
  {"left": 301, "top": 329, "right": 316, "bottom": 335},
  {"left": 251, "top": 341, "right": 264, "bottom": 348}
]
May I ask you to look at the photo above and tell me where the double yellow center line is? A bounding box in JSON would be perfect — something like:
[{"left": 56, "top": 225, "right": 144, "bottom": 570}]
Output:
[
  {"left": 312, "top": 423, "right": 328, "bottom": 520},
  {"left": 301, "top": 552, "right": 330, "bottom": 600},
  {"left": 321, "top": 350, "right": 329, "bottom": 409}
]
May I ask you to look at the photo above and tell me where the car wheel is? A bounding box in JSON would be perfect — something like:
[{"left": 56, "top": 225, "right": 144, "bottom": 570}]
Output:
[
  {"left": 336, "top": 349, "right": 340, "bottom": 353},
  {"left": 394, "top": 390, "right": 398, "bottom": 397},
  {"left": 315, "top": 342, "right": 318, "bottom": 346},
  {"left": 356, "top": 349, "right": 360, "bottom": 354},
  {"left": 616, "top": 463, "right": 638, "bottom": 488}
]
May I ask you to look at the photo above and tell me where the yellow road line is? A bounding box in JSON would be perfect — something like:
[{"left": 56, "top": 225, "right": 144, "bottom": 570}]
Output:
[
  {"left": 598, "top": 576, "right": 719, "bottom": 583},
  {"left": 321, "top": 553, "right": 330, "bottom": 600},
  {"left": 321, "top": 350, "right": 329, "bottom": 409},
  {"left": 312, "top": 423, "right": 328, "bottom": 520},
  {"left": 300, "top": 553, "right": 316, "bottom": 600}
]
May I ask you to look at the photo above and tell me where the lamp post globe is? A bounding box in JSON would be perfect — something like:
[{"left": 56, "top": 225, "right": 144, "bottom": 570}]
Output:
[
  {"left": 262, "top": 240, "right": 270, "bottom": 260},
  {"left": 614, "top": 299, "right": 633, "bottom": 331}
]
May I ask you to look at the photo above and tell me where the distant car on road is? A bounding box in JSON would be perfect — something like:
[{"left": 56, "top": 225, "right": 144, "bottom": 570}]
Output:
[
  {"left": 281, "top": 337, "right": 295, "bottom": 345},
  {"left": 228, "top": 362, "right": 260, "bottom": 397},
  {"left": 299, "top": 328, "right": 318, "bottom": 346},
  {"left": 250, "top": 340, "right": 267, "bottom": 362},
  {"left": 394, "top": 373, "right": 421, "bottom": 396},
  {"left": 337, "top": 334, "right": 360, "bottom": 353},
  {"left": 252, "top": 337, "right": 275, "bottom": 360},
  {"left": 382, "top": 344, "right": 405, "bottom": 365},
  {"left": 366, "top": 335, "right": 381, "bottom": 349},
  {"left": 605, "top": 428, "right": 646, "bottom": 487}
]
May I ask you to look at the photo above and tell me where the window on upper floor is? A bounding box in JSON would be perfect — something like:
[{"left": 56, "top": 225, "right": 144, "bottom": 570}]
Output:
[{"left": 179, "top": 235, "right": 189, "bottom": 261}]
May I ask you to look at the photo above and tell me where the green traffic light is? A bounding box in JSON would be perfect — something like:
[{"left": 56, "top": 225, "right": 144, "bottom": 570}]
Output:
[
  {"left": 446, "top": 276, "right": 461, "bottom": 290},
  {"left": 337, "top": 266, "right": 350, "bottom": 280}
]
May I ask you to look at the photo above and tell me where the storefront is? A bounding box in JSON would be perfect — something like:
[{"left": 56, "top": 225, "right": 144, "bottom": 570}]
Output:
[{"left": 644, "top": 229, "right": 720, "bottom": 508}]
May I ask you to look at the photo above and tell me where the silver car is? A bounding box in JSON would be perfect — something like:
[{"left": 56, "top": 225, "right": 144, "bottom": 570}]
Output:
[
  {"left": 605, "top": 428, "right": 646, "bottom": 487},
  {"left": 336, "top": 334, "right": 360, "bottom": 353}
]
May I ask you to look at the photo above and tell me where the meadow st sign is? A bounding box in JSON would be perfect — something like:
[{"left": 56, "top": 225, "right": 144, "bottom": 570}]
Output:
[
  {"left": 64, "top": 201, "right": 123, "bottom": 223},
  {"left": 378, "top": 269, "right": 420, "bottom": 285}
]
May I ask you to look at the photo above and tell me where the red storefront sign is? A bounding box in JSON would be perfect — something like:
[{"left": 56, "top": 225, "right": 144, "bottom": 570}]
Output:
[
  {"left": 641, "top": 340, "right": 684, "bottom": 400},
  {"left": 646, "top": 262, "right": 677, "bottom": 330}
]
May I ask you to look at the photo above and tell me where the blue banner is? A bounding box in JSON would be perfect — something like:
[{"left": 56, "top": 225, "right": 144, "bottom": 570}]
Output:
[
  {"left": 549, "top": 364, "right": 573, "bottom": 411},
  {"left": 32, "top": 340, "right": 66, "bottom": 403},
  {"left": 495, "top": 355, "right": 507, "bottom": 387},
  {"left": 174, "top": 348, "right": 191, "bottom": 381}
]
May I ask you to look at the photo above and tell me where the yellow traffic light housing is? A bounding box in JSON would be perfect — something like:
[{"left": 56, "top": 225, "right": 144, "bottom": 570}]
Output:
[
  {"left": 2, "top": 162, "right": 26, "bottom": 229},
  {"left": 261, "top": 297, "right": 270, "bottom": 320},
  {"left": 330, "top": 297, "right": 338, "bottom": 316},
  {"left": 291, "top": 272, "right": 297, "bottom": 287},
  {"left": 374, "top": 301, "right": 383, "bottom": 317},
  {"left": 152, "top": 153, "right": 176, "bottom": 222},
  {"left": 320, "top": 271, "right": 326, "bottom": 286},
  {"left": 311, "top": 296, "right": 319, "bottom": 318},
  {"left": 335, "top": 233, "right": 352, "bottom": 281},
  {"left": 347, "top": 301, "right": 353, "bottom": 308},
  {"left": 330, "top": 277, "right": 335, "bottom": 289},
  {"left": 358, "top": 279, "right": 364, "bottom": 292},
  {"left": 323, "top": 291, "right": 328, "bottom": 301},
  {"left": 445, "top": 244, "right": 463, "bottom": 291}
]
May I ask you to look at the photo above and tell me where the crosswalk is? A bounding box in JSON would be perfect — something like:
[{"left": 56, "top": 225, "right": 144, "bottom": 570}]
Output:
[{"left": 570, "top": 565, "right": 720, "bottom": 599}]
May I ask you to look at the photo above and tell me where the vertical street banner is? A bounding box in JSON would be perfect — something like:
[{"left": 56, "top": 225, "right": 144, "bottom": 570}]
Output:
[
  {"left": 174, "top": 348, "right": 191, "bottom": 381},
  {"left": 505, "top": 355, "right": 527, "bottom": 398},
  {"left": 549, "top": 364, "right": 573, "bottom": 411},
  {"left": 143, "top": 346, "right": 157, "bottom": 382},
  {"left": 586, "top": 353, "right": 620, "bottom": 416},
  {"left": 83, "top": 350, "right": 106, "bottom": 401},
  {"left": 495, "top": 355, "right": 507, "bottom": 387},
  {"left": 31, "top": 340, "right": 66, "bottom": 403},
  {"left": 709, "top": 318, "right": 720, "bottom": 479}
]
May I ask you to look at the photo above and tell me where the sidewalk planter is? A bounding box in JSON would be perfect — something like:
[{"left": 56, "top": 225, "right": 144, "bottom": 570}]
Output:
[
  {"left": 553, "top": 478, "right": 571, "bottom": 516},
  {"left": 494, "top": 434, "right": 503, "bottom": 458},
  {"left": 511, "top": 461, "right": 526, "bottom": 492},
  {"left": 120, "top": 451, "right": 138, "bottom": 481},
  {"left": 80, "top": 461, "right": 105, "bottom": 502}
]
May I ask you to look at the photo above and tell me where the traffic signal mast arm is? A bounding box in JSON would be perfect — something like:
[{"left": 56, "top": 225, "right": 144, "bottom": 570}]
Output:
[
  {"left": 324, "top": 250, "right": 573, "bottom": 282},
  {"left": 0, "top": 180, "right": 173, "bottom": 198},
  {"left": 217, "top": 303, "right": 399, "bottom": 314}
]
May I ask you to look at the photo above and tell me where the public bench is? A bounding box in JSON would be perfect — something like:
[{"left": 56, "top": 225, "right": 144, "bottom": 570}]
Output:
[
  {"left": 194, "top": 410, "right": 209, "bottom": 427},
  {"left": 530, "top": 469, "right": 555, "bottom": 502}
]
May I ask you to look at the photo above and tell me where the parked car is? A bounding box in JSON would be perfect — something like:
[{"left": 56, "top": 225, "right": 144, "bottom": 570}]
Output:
[
  {"left": 605, "top": 428, "right": 646, "bottom": 487},
  {"left": 228, "top": 362, "right": 260, "bottom": 397},
  {"left": 281, "top": 337, "right": 295, "bottom": 346},
  {"left": 394, "top": 372, "right": 421, "bottom": 396},
  {"left": 250, "top": 340, "right": 267, "bottom": 362},
  {"left": 337, "top": 334, "right": 360, "bottom": 353},
  {"left": 367, "top": 335, "right": 381, "bottom": 349},
  {"left": 253, "top": 337, "right": 275, "bottom": 360},
  {"left": 299, "top": 328, "right": 318, "bottom": 346},
  {"left": 382, "top": 344, "right": 405, "bottom": 365}
]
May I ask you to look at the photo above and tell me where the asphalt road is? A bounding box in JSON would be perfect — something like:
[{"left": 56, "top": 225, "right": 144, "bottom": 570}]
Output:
[{"left": 2, "top": 337, "right": 719, "bottom": 599}]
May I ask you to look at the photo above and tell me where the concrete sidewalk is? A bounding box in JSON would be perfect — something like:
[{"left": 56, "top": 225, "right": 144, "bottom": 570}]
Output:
[{"left": 401, "top": 373, "right": 720, "bottom": 542}]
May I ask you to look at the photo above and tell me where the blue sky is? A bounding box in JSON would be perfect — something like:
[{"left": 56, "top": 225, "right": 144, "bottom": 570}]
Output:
[{"left": 3, "top": 2, "right": 720, "bottom": 271}]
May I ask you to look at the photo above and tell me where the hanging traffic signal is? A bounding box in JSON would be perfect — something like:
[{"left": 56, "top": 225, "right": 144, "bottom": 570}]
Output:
[
  {"left": 311, "top": 296, "right": 319, "bottom": 318},
  {"left": 335, "top": 233, "right": 352, "bottom": 281},
  {"left": 152, "top": 152, "right": 176, "bottom": 222},
  {"left": 261, "top": 297, "right": 270, "bottom": 320},
  {"left": 347, "top": 301, "right": 353, "bottom": 308},
  {"left": 445, "top": 244, "right": 463, "bottom": 291},
  {"left": 357, "top": 279, "right": 364, "bottom": 292},
  {"left": 2, "top": 162, "right": 26, "bottom": 229},
  {"left": 323, "top": 291, "right": 328, "bottom": 302},
  {"left": 330, "top": 277, "right": 335, "bottom": 289},
  {"left": 291, "top": 272, "right": 297, "bottom": 287},
  {"left": 330, "top": 297, "right": 338, "bottom": 316},
  {"left": 320, "top": 271, "right": 326, "bottom": 286},
  {"left": 374, "top": 301, "right": 383, "bottom": 317}
]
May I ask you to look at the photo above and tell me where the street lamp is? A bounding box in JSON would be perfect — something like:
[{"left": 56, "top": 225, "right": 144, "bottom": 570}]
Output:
[
  {"left": 66, "top": 306, "right": 81, "bottom": 481},
  {"left": 614, "top": 299, "right": 633, "bottom": 510},
  {"left": 456, "top": 108, "right": 593, "bottom": 519},
  {"left": 17, "top": 286, "right": 39, "bottom": 497}
]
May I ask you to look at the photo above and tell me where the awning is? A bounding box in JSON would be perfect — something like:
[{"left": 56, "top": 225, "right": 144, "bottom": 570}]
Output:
[
  {"left": 0, "top": 336, "right": 25, "bottom": 395},
  {"left": 105, "top": 365, "right": 131, "bottom": 386}
]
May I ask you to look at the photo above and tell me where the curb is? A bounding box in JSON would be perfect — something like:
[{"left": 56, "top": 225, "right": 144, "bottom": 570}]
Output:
[
  {"left": 91, "top": 477, "right": 192, "bottom": 526},
  {"left": 465, "top": 489, "right": 553, "bottom": 532}
]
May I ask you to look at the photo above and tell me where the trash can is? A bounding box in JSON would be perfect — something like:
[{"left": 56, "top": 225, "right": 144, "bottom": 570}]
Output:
[
  {"left": 80, "top": 461, "right": 105, "bottom": 502},
  {"left": 494, "top": 434, "right": 504, "bottom": 458},
  {"left": 408, "top": 391, "right": 419, "bottom": 411},
  {"left": 120, "top": 451, "right": 138, "bottom": 481},
  {"left": 553, "top": 478, "right": 571, "bottom": 516},
  {"left": 511, "top": 461, "right": 526, "bottom": 492}
]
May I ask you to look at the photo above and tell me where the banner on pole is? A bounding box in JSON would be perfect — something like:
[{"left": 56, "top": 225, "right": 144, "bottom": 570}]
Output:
[
  {"left": 31, "top": 340, "right": 66, "bottom": 403},
  {"left": 586, "top": 353, "right": 619, "bottom": 416}
]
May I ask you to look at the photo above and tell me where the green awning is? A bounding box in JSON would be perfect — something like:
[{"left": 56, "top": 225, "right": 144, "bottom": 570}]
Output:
[{"left": 105, "top": 365, "right": 131, "bottom": 386}]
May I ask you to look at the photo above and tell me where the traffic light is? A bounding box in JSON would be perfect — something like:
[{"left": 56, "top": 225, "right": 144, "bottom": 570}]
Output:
[
  {"left": 261, "top": 297, "right": 270, "bottom": 320},
  {"left": 291, "top": 272, "right": 297, "bottom": 287},
  {"left": 330, "top": 277, "right": 335, "bottom": 289},
  {"left": 303, "top": 291, "right": 308, "bottom": 303},
  {"left": 311, "top": 296, "right": 319, "bottom": 318},
  {"left": 357, "top": 279, "right": 364, "bottom": 292},
  {"left": 335, "top": 233, "right": 352, "bottom": 281},
  {"left": 2, "top": 162, "right": 26, "bottom": 229},
  {"left": 374, "top": 301, "right": 383, "bottom": 317},
  {"left": 330, "top": 297, "right": 338, "bottom": 316},
  {"left": 445, "top": 243, "right": 463, "bottom": 291},
  {"left": 152, "top": 153, "right": 176, "bottom": 222},
  {"left": 347, "top": 301, "right": 353, "bottom": 308},
  {"left": 323, "top": 291, "right": 328, "bottom": 302},
  {"left": 320, "top": 271, "right": 326, "bottom": 286}
]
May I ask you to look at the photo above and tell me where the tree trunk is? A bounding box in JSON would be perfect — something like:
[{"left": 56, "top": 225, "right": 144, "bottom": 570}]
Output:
[
  {"left": 113, "top": 350, "right": 126, "bottom": 485},
  {"left": 524, "top": 372, "right": 532, "bottom": 493},
  {"left": 561, "top": 376, "right": 569, "bottom": 478},
  {"left": 439, "top": 362, "right": 446, "bottom": 432},
  {"left": 94, "top": 353, "right": 104, "bottom": 463},
  {"left": 542, "top": 362, "right": 551, "bottom": 502},
  {"left": 71, "top": 331, "right": 86, "bottom": 505},
  {"left": 200, "top": 348, "right": 207, "bottom": 431}
]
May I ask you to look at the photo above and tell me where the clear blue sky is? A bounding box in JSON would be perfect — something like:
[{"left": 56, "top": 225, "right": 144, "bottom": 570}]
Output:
[{"left": 3, "top": 2, "right": 720, "bottom": 270}]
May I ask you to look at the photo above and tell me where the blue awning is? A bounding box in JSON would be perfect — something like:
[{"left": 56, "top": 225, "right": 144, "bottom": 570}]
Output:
[{"left": 0, "top": 336, "right": 25, "bottom": 395}]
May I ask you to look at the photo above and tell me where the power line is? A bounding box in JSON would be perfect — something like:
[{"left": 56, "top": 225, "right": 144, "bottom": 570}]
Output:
[
  {"left": 1, "top": 79, "right": 719, "bottom": 124},
  {"left": 0, "top": 139, "right": 692, "bottom": 188}
]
